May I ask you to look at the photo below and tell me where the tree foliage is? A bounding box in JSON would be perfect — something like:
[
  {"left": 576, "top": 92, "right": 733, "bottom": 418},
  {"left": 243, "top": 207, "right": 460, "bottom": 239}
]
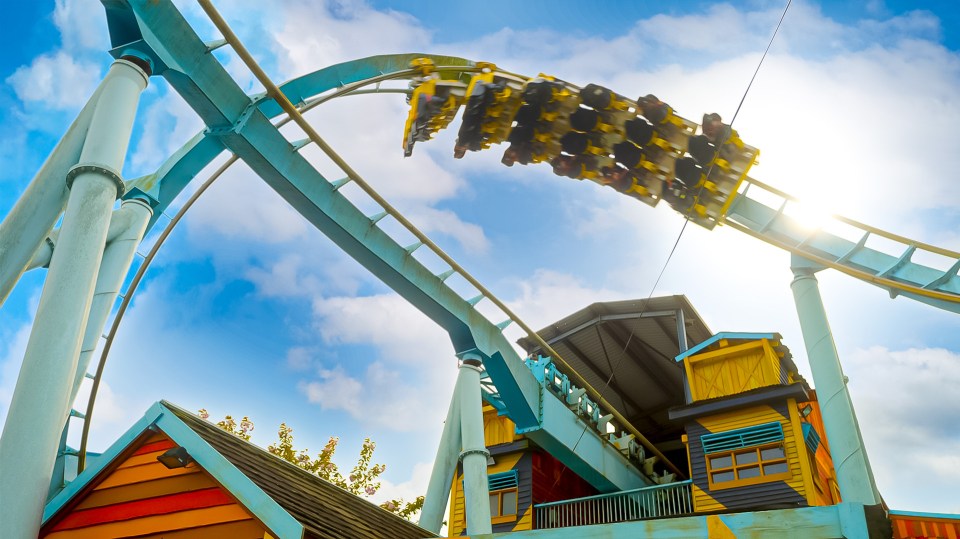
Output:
[{"left": 198, "top": 409, "right": 424, "bottom": 520}]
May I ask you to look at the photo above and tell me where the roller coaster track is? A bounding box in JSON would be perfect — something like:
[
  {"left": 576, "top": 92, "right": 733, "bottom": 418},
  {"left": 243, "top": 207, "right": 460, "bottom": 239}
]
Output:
[{"left": 63, "top": 0, "right": 959, "bottom": 497}]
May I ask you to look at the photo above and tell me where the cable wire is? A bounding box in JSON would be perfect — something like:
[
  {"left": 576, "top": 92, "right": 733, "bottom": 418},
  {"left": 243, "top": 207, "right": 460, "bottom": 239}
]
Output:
[{"left": 561, "top": 0, "right": 793, "bottom": 481}]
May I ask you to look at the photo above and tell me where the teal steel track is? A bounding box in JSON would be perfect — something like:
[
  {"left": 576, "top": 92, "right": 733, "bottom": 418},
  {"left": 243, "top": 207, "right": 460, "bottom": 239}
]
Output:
[{"left": 77, "top": 0, "right": 960, "bottom": 497}]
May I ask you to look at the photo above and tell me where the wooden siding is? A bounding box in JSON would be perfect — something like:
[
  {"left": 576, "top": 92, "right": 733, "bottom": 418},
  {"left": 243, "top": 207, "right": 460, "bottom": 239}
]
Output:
[
  {"left": 41, "top": 432, "right": 265, "bottom": 539},
  {"left": 798, "top": 394, "right": 840, "bottom": 506},
  {"left": 892, "top": 513, "right": 960, "bottom": 539},
  {"left": 685, "top": 340, "right": 783, "bottom": 401},
  {"left": 483, "top": 404, "right": 519, "bottom": 447},
  {"left": 448, "top": 452, "right": 532, "bottom": 535},
  {"left": 687, "top": 403, "right": 807, "bottom": 513}
]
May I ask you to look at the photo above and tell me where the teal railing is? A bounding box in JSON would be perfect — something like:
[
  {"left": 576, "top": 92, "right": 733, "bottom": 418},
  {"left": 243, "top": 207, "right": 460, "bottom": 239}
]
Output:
[{"left": 534, "top": 480, "right": 693, "bottom": 529}]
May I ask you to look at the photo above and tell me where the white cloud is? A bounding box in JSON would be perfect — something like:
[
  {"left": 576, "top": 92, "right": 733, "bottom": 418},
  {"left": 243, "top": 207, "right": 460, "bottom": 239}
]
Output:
[
  {"left": 846, "top": 346, "right": 960, "bottom": 512},
  {"left": 311, "top": 293, "right": 453, "bottom": 365},
  {"left": 506, "top": 269, "right": 624, "bottom": 329},
  {"left": 369, "top": 459, "right": 434, "bottom": 506},
  {"left": 270, "top": 0, "right": 431, "bottom": 79},
  {"left": 299, "top": 360, "right": 454, "bottom": 432},
  {"left": 130, "top": 90, "right": 207, "bottom": 173},
  {"left": 53, "top": 0, "right": 110, "bottom": 52},
  {"left": 245, "top": 254, "right": 322, "bottom": 298},
  {"left": 185, "top": 164, "right": 310, "bottom": 244},
  {"left": 405, "top": 207, "right": 490, "bottom": 254},
  {"left": 6, "top": 52, "right": 101, "bottom": 112}
]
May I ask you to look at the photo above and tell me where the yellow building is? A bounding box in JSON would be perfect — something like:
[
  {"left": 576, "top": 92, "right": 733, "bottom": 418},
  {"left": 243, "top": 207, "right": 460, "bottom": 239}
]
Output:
[{"left": 669, "top": 332, "right": 840, "bottom": 512}]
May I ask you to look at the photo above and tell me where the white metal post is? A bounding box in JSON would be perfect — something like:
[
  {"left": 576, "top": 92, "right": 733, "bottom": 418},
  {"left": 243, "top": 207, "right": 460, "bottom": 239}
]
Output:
[
  {"left": 418, "top": 372, "right": 463, "bottom": 533},
  {"left": 790, "top": 257, "right": 880, "bottom": 505},
  {"left": 0, "top": 80, "right": 107, "bottom": 307},
  {"left": 458, "top": 353, "right": 492, "bottom": 535},
  {"left": 0, "top": 59, "right": 149, "bottom": 539},
  {"left": 69, "top": 199, "right": 153, "bottom": 403}
]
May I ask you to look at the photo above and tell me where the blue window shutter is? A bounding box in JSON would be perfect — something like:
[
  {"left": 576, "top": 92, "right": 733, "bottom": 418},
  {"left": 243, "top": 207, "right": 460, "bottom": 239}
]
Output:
[
  {"left": 801, "top": 423, "right": 821, "bottom": 453},
  {"left": 488, "top": 470, "right": 519, "bottom": 491},
  {"left": 701, "top": 422, "right": 784, "bottom": 454}
]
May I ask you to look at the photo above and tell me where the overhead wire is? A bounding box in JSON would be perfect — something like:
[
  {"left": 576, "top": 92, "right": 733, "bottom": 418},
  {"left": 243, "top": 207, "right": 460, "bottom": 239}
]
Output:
[{"left": 558, "top": 0, "right": 794, "bottom": 483}]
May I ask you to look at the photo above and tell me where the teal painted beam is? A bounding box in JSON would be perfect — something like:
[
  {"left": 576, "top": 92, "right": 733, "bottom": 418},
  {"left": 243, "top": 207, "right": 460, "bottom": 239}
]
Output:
[
  {"left": 112, "top": 0, "right": 657, "bottom": 485},
  {"left": 260, "top": 53, "right": 475, "bottom": 118},
  {"left": 118, "top": 0, "right": 541, "bottom": 430},
  {"left": 727, "top": 195, "right": 960, "bottom": 314},
  {"left": 525, "top": 385, "right": 651, "bottom": 492},
  {"left": 124, "top": 131, "right": 225, "bottom": 229}
]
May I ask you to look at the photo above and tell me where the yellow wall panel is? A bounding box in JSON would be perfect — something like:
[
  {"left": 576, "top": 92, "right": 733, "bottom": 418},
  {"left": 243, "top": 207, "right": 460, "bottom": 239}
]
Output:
[
  {"left": 483, "top": 405, "right": 518, "bottom": 447},
  {"left": 696, "top": 404, "right": 807, "bottom": 503},
  {"left": 687, "top": 340, "right": 784, "bottom": 401}
]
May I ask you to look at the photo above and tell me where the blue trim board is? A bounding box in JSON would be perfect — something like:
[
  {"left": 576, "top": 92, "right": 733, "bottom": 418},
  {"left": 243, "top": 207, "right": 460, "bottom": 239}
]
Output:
[
  {"left": 42, "top": 402, "right": 168, "bottom": 523},
  {"left": 675, "top": 332, "right": 782, "bottom": 362},
  {"left": 888, "top": 509, "right": 960, "bottom": 520}
]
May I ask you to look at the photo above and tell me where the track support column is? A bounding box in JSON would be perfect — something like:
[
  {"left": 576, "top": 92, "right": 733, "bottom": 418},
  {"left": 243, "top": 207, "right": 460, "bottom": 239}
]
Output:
[
  {"left": 459, "top": 352, "right": 492, "bottom": 535},
  {"left": 418, "top": 371, "right": 463, "bottom": 533},
  {"left": 0, "top": 58, "right": 149, "bottom": 539},
  {"left": 789, "top": 256, "right": 880, "bottom": 505},
  {"left": 0, "top": 79, "right": 108, "bottom": 307}
]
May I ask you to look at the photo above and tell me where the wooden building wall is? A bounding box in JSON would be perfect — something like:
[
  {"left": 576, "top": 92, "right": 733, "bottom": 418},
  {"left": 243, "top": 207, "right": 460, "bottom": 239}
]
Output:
[
  {"left": 685, "top": 340, "right": 787, "bottom": 401},
  {"left": 448, "top": 451, "right": 532, "bottom": 536},
  {"left": 891, "top": 512, "right": 960, "bottom": 539},
  {"left": 798, "top": 396, "right": 841, "bottom": 506},
  {"left": 686, "top": 401, "right": 809, "bottom": 513},
  {"left": 484, "top": 404, "right": 519, "bottom": 447},
  {"left": 41, "top": 431, "right": 269, "bottom": 539}
]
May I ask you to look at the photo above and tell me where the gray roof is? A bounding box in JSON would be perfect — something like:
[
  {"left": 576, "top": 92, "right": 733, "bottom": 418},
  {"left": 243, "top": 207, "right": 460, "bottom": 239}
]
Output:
[
  {"left": 164, "top": 401, "right": 435, "bottom": 539},
  {"left": 516, "top": 296, "right": 712, "bottom": 448}
]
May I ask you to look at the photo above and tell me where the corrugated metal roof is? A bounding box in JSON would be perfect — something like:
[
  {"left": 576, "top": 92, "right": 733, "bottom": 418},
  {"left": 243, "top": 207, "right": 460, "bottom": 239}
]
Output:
[
  {"left": 517, "top": 296, "right": 713, "bottom": 445},
  {"left": 164, "top": 401, "right": 435, "bottom": 539}
]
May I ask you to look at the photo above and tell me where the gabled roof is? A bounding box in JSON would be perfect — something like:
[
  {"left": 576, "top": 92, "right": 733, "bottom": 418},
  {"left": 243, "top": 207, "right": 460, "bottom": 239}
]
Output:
[
  {"left": 44, "top": 401, "right": 435, "bottom": 539},
  {"left": 516, "top": 295, "right": 713, "bottom": 446}
]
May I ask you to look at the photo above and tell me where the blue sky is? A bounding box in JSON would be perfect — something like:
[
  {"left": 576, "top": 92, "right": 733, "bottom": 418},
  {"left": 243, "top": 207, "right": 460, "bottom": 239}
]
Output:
[{"left": 1, "top": 0, "right": 959, "bottom": 514}]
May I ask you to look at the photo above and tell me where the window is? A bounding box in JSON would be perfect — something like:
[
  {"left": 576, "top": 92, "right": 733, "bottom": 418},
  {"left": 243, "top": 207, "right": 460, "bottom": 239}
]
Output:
[
  {"left": 488, "top": 470, "right": 519, "bottom": 524},
  {"left": 702, "top": 422, "right": 791, "bottom": 490},
  {"left": 707, "top": 442, "right": 790, "bottom": 489},
  {"left": 490, "top": 488, "right": 518, "bottom": 523}
]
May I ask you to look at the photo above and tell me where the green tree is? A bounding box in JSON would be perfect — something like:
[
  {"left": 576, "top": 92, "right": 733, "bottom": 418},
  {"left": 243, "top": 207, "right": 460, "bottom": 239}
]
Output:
[{"left": 199, "top": 409, "right": 424, "bottom": 520}]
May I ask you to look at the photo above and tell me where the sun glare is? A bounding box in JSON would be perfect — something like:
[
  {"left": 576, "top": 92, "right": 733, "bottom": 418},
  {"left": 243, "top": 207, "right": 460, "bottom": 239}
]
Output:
[{"left": 783, "top": 186, "right": 839, "bottom": 231}]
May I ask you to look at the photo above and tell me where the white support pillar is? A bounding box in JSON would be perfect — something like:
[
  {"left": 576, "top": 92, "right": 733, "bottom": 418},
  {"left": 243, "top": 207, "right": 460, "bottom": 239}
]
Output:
[
  {"left": 418, "top": 372, "right": 463, "bottom": 533},
  {"left": 0, "top": 58, "right": 149, "bottom": 539},
  {"left": 0, "top": 78, "right": 107, "bottom": 307},
  {"left": 458, "top": 353, "right": 492, "bottom": 536},
  {"left": 69, "top": 199, "right": 152, "bottom": 403},
  {"left": 790, "top": 257, "right": 880, "bottom": 505}
]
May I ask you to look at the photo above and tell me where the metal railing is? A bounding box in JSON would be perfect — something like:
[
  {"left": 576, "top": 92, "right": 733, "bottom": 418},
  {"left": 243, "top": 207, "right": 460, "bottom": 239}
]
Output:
[{"left": 534, "top": 480, "right": 693, "bottom": 529}]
